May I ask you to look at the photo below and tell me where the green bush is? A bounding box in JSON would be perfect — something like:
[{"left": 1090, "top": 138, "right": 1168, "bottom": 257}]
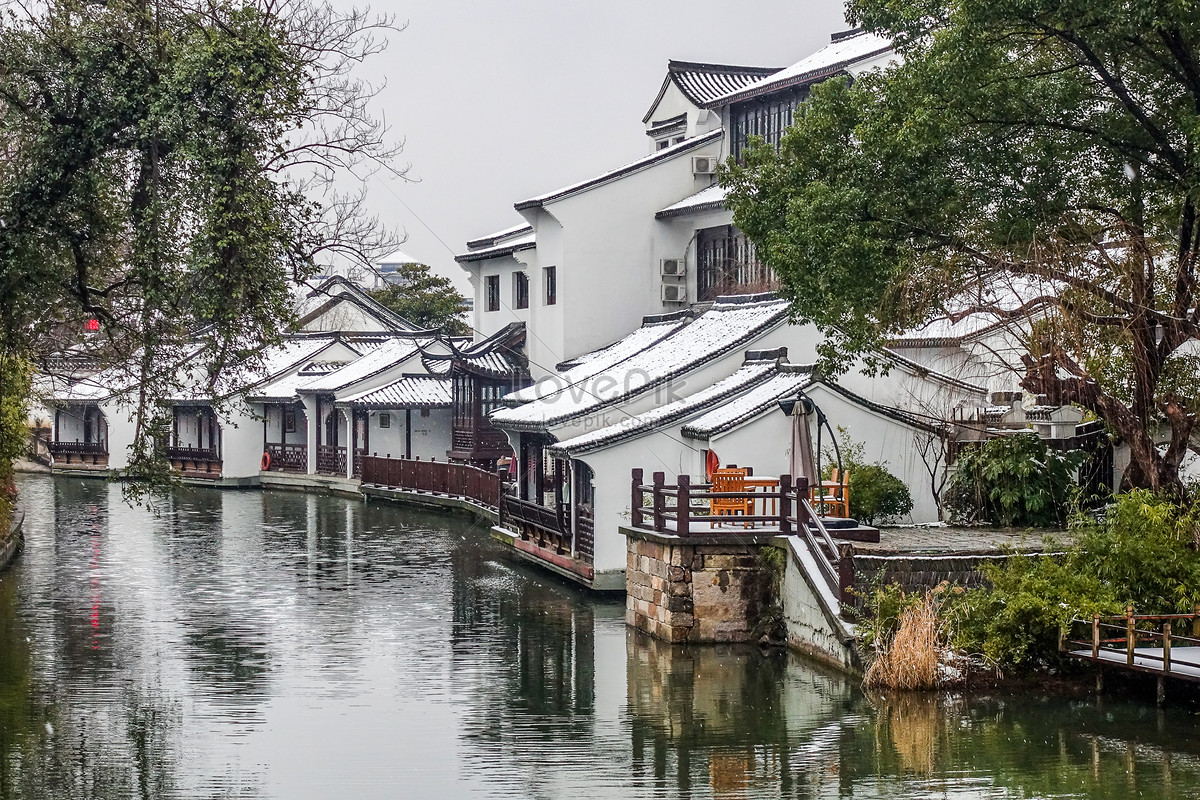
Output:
[
  {"left": 848, "top": 464, "right": 913, "bottom": 525},
  {"left": 946, "top": 433, "right": 1084, "bottom": 527},
  {"left": 948, "top": 491, "right": 1200, "bottom": 666}
]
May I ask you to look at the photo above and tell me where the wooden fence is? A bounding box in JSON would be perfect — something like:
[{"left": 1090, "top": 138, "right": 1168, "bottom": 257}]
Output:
[{"left": 361, "top": 455, "right": 503, "bottom": 511}]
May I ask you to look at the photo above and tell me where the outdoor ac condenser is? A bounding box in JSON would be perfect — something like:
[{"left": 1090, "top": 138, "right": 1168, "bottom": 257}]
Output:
[
  {"left": 661, "top": 283, "right": 687, "bottom": 303},
  {"left": 660, "top": 258, "right": 685, "bottom": 276},
  {"left": 691, "top": 156, "right": 718, "bottom": 175}
]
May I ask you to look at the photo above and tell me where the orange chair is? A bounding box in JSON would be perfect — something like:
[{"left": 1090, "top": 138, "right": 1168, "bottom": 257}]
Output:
[
  {"left": 711, "top": 468, "right": 754, "bottom": 527},
  {"left": 812, "top": 468, "right": 850, "bottom": 518}
]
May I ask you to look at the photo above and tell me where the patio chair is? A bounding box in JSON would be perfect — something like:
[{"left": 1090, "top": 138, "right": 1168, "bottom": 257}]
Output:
[
  {"left": 812, "top": 468, "right": 850, "bottom": 518},
  {"left": 711, "top": 468, "right": 754, "bottom": 527}
]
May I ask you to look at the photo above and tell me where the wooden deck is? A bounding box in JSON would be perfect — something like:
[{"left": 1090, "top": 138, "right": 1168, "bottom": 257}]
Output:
[{"left": 1063, "top": 611, "right": 1200, "bottom": 703}]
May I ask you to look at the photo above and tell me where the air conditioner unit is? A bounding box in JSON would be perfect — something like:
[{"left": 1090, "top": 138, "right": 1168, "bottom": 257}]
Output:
[
  {"left": 659, "top": 258, "right": 685, "bottom": 277},
  {"left": 661, "top": 283, "right": 688, "bottom": 303},
  {"left": 691, "top": 155, "right": 718, "bottom": 175}
]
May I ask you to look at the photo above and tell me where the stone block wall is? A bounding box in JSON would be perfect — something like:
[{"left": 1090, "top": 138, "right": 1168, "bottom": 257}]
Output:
[{"left": 624, "top": 529, "right": 776, "bottom": 644}]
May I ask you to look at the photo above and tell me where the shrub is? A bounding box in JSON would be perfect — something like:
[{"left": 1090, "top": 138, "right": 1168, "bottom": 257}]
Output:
[
  {"left": 946, "top": 433, "right": 1084, "bottom": 527},
  {"left": 947, "top": 491, "right": 1200, "bottom": 666},
  {"left": 849, "top": 464, "right": 913, "bottom": 525}
]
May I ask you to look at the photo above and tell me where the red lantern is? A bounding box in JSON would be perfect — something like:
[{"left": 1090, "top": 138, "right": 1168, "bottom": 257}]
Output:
[{"left": 85, "top": 318, "right": 100, "bottom": 332}]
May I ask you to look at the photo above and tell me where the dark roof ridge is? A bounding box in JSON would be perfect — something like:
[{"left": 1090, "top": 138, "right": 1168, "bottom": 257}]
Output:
[
  {"left": 465, "top": 224, "right": 534, "bottom": 250},
  {"left": 515, "top": 131, "right": 723, "bottom": 211},
  {"left": 667, "top": 59, "right": 782, "bottom": 75}
]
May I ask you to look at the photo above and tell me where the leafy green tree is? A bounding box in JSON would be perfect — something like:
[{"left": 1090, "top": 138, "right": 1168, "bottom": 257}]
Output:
[
  {"left": 0, "top": 0, "right": 400, "bottom": 488},
  {"left": 368, "top": 262, "right": 471, "bottom": 335},
  {"left": 723, "top": 0, "right": 1200, "bottom": 495},
  {"left": 848, "top": 464, "right": 913, "bottom": 525}
]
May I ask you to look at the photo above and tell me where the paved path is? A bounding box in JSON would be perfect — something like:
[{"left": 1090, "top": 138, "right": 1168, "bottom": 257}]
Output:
[{"left": 857, "top": 526, "right": 1073, "bottom": 555}]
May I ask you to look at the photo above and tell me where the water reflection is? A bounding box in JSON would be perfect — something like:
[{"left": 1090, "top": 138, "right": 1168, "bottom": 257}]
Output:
[{"left": 4, "top": 474, "right": 1200, "bottom": 799}]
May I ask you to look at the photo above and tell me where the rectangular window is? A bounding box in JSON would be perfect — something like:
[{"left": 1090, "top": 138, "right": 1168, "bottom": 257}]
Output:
[
  {"left": 513, "top": 271, "right": 529, "bottom": 310},
  {"left": 379, "top": 413, "right": 390, "bottom": 429},
  {"left": 485, "top": 275, "right": 500, "bottom": 312},
  {"left": 544, "top": 266, "right": 557, "bottom": 306},
  {"left": 284, "top": 409, "right": 296, "bottom": 433}
]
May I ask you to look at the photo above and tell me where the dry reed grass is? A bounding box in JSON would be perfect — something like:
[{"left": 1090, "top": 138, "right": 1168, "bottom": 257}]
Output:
[
  {"left": 873, "top": 692, "right": 940, "bottom": 774},
  {"left": 864, "top": 592, "right": 942, "bottom": 690}
]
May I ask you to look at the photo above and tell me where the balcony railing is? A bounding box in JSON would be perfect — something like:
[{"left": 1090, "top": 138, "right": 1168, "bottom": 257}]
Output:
[
  {"left": 48, "top": 441, "right": 109, "bottom": 468},
  {"left": 316, "top": 445, "right": 347, "bottom": 476},
  {"left": 265, "top": 443, "right": 307, "bottom": 473},
  {"left": 166, "top": 446, "right": 222, "bottom": 478},
  {"left": 361, "top": 455, "right": 504, "bottom": 509}
]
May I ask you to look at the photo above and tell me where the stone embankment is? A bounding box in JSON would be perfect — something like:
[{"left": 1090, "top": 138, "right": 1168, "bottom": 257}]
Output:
[{"left": 0, "top": 511, "right": 24, "bottom": 573}]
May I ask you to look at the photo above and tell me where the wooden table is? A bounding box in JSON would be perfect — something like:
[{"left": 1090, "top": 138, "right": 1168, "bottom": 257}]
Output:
[{"left": 744, "top": 477, "right": 779, "bottom": 519}]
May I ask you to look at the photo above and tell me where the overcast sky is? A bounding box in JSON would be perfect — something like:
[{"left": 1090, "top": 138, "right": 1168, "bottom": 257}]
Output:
[{"left": 337, "top": 0, "right": 849, "bottom": 289}]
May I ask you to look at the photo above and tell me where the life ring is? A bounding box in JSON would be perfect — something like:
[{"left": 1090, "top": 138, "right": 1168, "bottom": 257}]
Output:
[{"left": 261, "top": 451, "right": 271, "bottom": 471}]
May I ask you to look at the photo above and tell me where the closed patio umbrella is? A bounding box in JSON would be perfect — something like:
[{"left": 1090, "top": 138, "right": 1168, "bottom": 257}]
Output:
[{"left": 789, "top": 407, "right": 817, "bottom": 489}]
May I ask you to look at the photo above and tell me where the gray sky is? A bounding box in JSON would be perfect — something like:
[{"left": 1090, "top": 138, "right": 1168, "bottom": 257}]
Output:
[{"left": 341, "top": 0, "right": 848, "bottom": 288}]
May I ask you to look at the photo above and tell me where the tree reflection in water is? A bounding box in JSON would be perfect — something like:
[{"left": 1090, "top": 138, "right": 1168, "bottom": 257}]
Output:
[{"left": 2, "top": 475, "right": 1200, "bottom": 799}]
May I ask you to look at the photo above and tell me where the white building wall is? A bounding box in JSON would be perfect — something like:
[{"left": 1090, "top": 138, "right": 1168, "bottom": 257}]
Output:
[
  {"left": 219, "top": 402, "right": 267, "bottom": 479},
  {"left": 301, "top": 300, "right": 389, "bottom": 333}
]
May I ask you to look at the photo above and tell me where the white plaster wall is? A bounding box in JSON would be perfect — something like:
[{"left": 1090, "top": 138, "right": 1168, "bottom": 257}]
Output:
[
  {"left": 547, "top": 142, "right": 726, "bottom": 363},
  {"left": 801, "top": 384, "right": 945, "bottom": 523},
  {"left": 219, "top": 402, "right": 266, "bottom": 479},
  {"left": 360, "top": 408, "right": 451, "bottom": 461},
  {"left": 99, "top": 398, "right": 137, "bottom": 471},
  {"left": 301, "top": 300, "right": 389, "bottom": 333},
  {"left": 643, "top": 81, "right": 721, "bottom": 148}
]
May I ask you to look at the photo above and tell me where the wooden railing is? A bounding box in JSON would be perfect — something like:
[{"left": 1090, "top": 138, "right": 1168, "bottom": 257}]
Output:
[
  {"left": 165, "top": 446, "right": 220, "bottom": 462},
  {"left": 352, "top": 448, "right": 366, "bottom": 479},
  {"left": 500, "top": 494, "right": 574, "bottom": 556},
  {"left": 1063, "top": 608, "right": 1200, "bottom": 677},
  {"left": 630, "top": 469, "right": 847, "bottom": 601},
  {"left": 265, "top": 443, "right": 307, "bottom": 473},
  {"left": 48, "top": 441, "right": 108, "bottom": 455},
  {"left": 48, "top": 441, "right": 109, "bottom": 467},
  {"left": 316, "top": 445, "right": 347, "bottom": 476},
  {"left": 360, "top": 455, "right": 503, "bottom": 510}
]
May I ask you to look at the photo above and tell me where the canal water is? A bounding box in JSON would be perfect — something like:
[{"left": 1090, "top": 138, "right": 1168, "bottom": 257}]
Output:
[{"left": 3, "top": 475, "right": 1200, "bottom": 799}]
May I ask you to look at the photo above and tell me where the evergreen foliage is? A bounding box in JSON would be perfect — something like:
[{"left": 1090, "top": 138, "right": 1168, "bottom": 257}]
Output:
[
  {"left": 946, "top": 434, "right": 1084, "bottom": 527},
  {"left": 848, "top": 464, "right": 913, "bottom": 525},
  {"left": 723, "top": 0, "right": 1200, "bottom": 494},
  {"left": 0, "top": 1, "right": 400, "bottom": 490},
  {"left": 368, "top": 263, "right": 471, "bottom": 335}
]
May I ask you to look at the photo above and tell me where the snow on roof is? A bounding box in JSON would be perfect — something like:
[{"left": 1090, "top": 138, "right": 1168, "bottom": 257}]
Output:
[
  {"left": 490, "top": 294, "right": 789, "bottom": 431},
  {"left": 711, "top": 31, "right": 892, "bottom": 106},
  {"left": 681, "top": 369, "right": 815, "bottom": 439},
  {"left": 656, "top": 183, "right": 728, "bottom": 219},
  {"left": 297, "top": 337, "right": 430, "bottom": 394},
  {"left": 454, "top": 230, "right": 537, "bottom": 264},
  {"left": 465, "top": 223, "right": 534, "bottom": 250},
  {"left": 550, "top": 357, "right": 790, "bottom": 456},
  {"left": 643, "top": 61, "right": 782, "bottom": 122},
  {"left": 503, "top": 313, "right": 691, "bottom": 406},
  {"left": 297, "top": 275, "right": 419, "bottom": 331},
  {"left": 339, "top": 375, "right": 452, "bottom": 409},
  {"left": 890, "top": 277, "right": 1057, "bottom": 346},
  {"left": 514, "top": 130, "right": 724, "bottom": 211}
]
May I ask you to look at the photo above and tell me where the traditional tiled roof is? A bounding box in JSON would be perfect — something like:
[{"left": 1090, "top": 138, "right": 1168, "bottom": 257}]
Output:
[
  {"left": 424, "top": 322, "right": 529, "bottom": 380},
  {"left": 339, "top": 374, "right": 452, "bottom": 409},
  {"left": 298, "top": 337, "right": 431, "bottom": 394},
  {"left": 710, "top": 31, "right": 892, "bottom": 107},
  {"left": 490, "top": 294, "right": 789, "bottom": 431},
  {"left": 296, "top": 275, "right": 419, "bottom": 331},
  {"left": 504, "top": 312, "right": 692, "bottom": 407},
  {"left": 550, "top": 353, "right": 797, "bottom": 456},
  {"left": 656, "top": 183, "right": 728, "bottom": 219},
  {"left": 808, "top": 380, "right": 947, "bottom": 436},
  {"left": 465, "top": 223, "right": 534, "bottom": 250},
  {"left": 454, "top": 230, "right": 537, "bottom": 264},
  {"left": 514, "top": 130, "right": 724, "bottom": 211},
  {"left": 680, "top": 368, "right": 816, "bottom": 439},
  {"left": 643, "top": 61, "right": 782, "bottom": 123}
]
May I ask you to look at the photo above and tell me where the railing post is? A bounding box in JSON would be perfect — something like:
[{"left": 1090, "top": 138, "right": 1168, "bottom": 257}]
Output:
[
  {"left": 1092, "top": 614, "right": 1100, "bottom": 659},
  {"left": 652, "top": 472, "right": 666, "bottom": 533},
  {"left": 631, "top": 469, "right": 644, "bottom": 528},
  {"left": 1126, "top": 606, "right": 1136, "bottom": 666},
  {"left": 1193, "top": 604, "right": 1200, "bottom": 640},
  {"left": 779, "top": 474, "right": 793, "bottom": 535},
  {"left": 795, "top": 477, "right": 810, "bottom": 528},
  {"left": 676, "top": 475, "right": 691, "bottom": 537},
  {"left": 1164, "top": 622, "right": 1172, "bottom": 674}
]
